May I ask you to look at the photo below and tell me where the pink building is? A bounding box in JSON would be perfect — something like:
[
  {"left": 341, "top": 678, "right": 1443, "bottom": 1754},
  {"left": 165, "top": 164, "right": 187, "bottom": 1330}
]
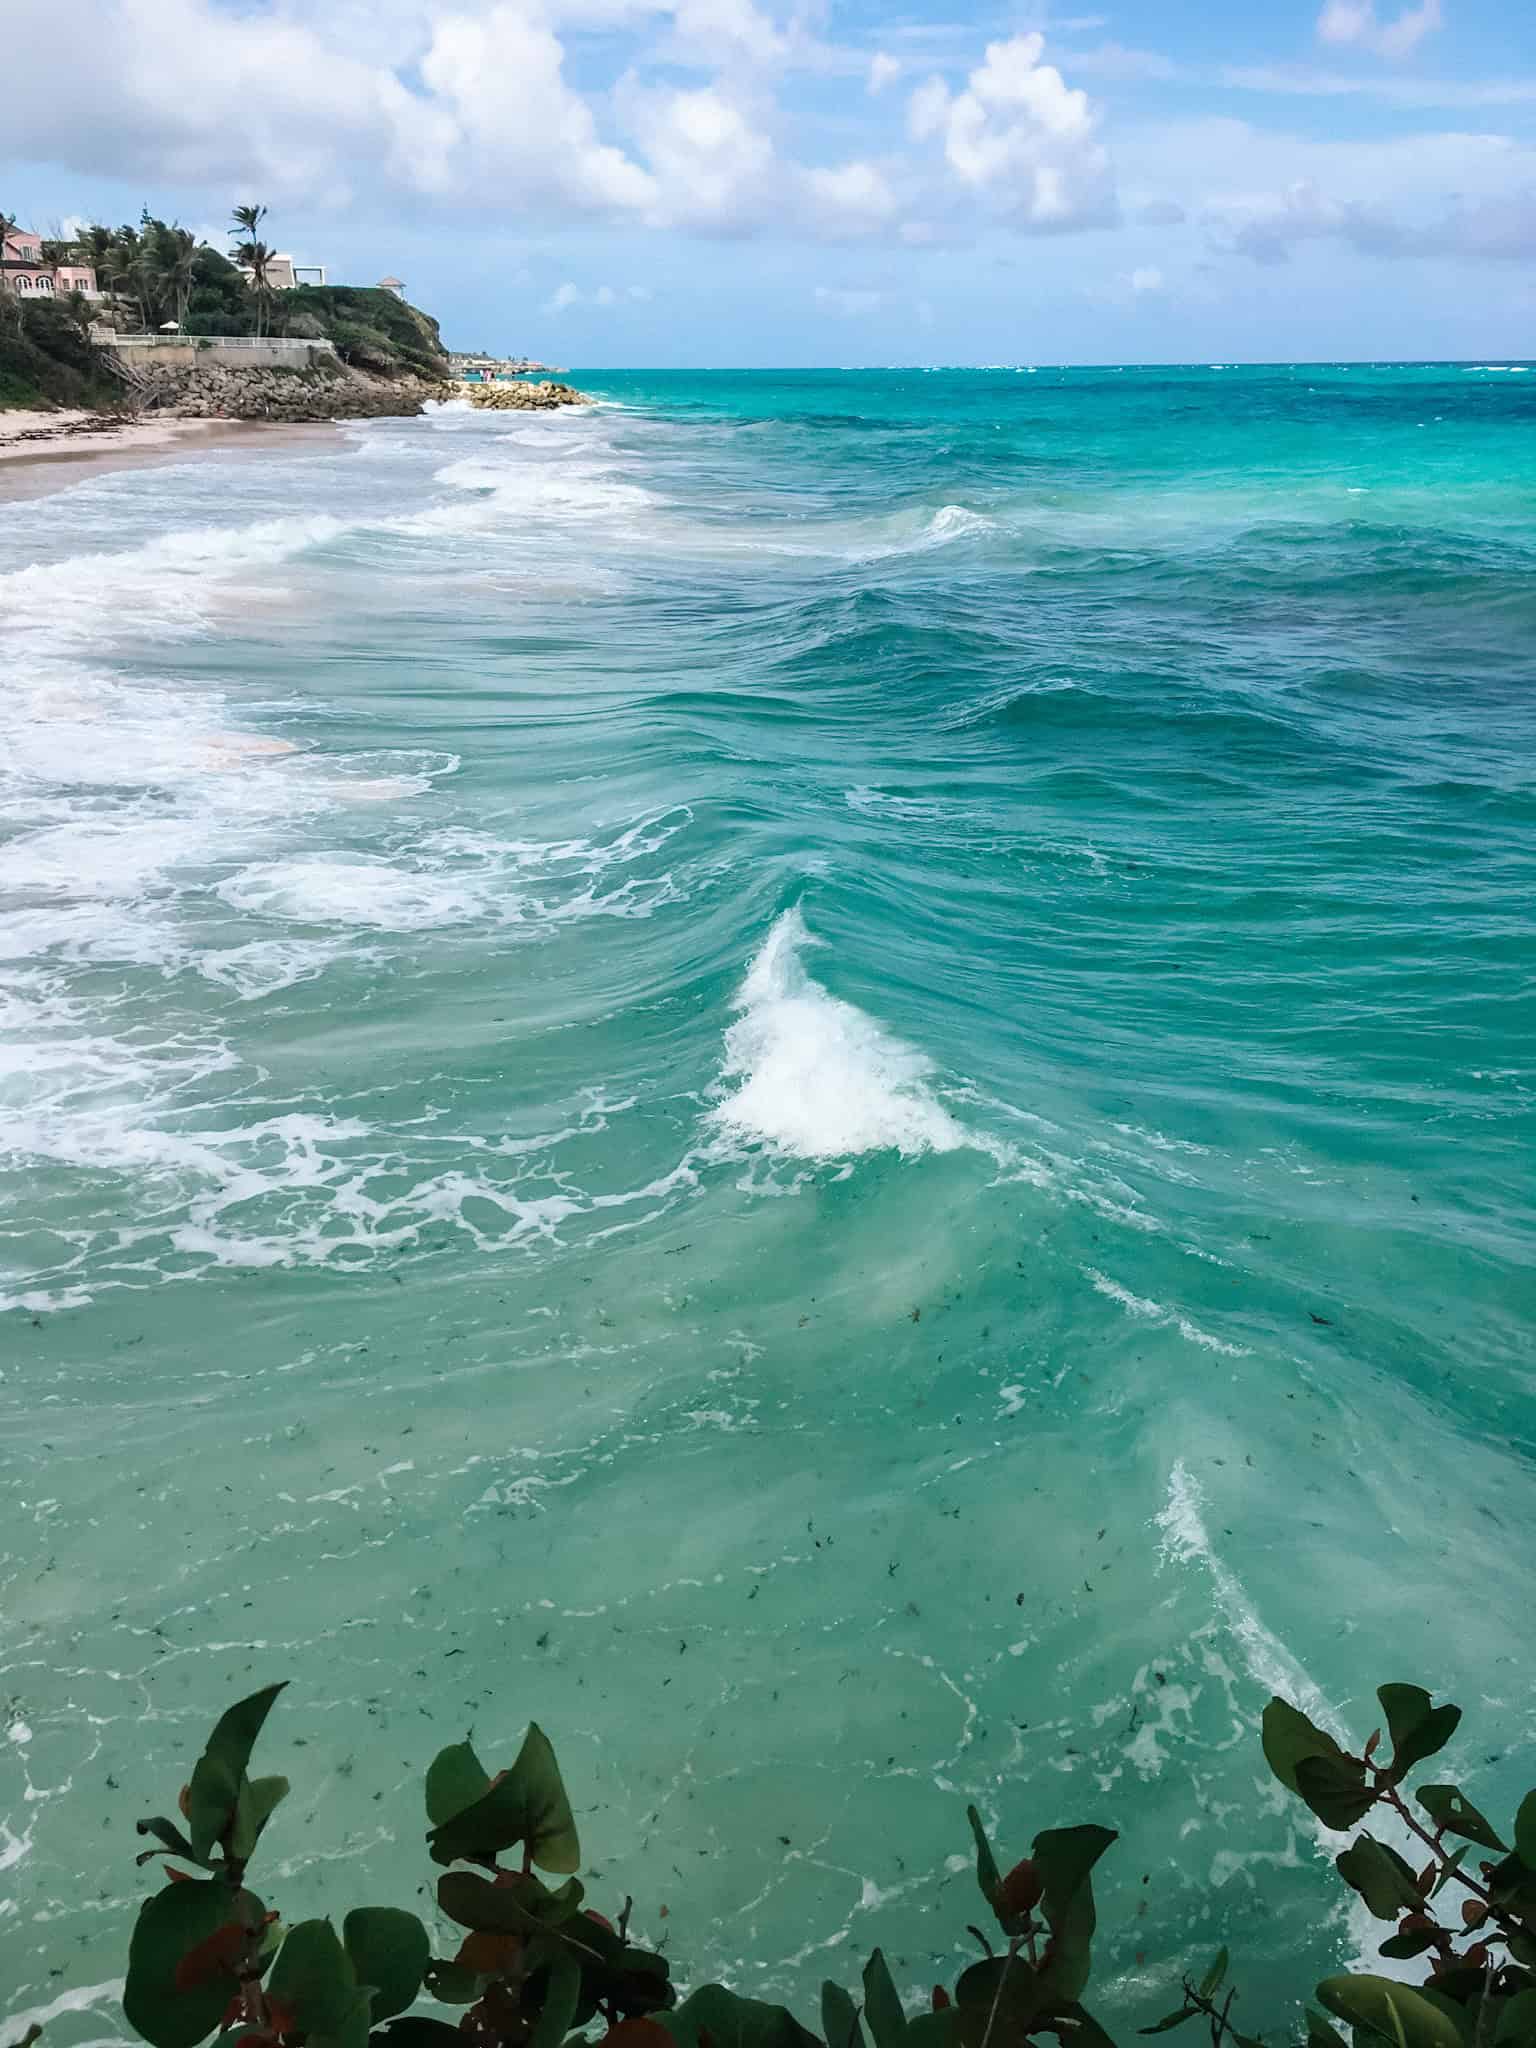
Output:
[{"left": 1, "top": 226, "right": 98, "bottom": 297}]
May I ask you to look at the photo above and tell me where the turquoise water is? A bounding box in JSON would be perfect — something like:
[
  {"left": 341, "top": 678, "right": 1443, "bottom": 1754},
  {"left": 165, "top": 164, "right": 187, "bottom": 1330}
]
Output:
[{"left": 2, "top": 365, "right": 1534, "bottom": 2039}]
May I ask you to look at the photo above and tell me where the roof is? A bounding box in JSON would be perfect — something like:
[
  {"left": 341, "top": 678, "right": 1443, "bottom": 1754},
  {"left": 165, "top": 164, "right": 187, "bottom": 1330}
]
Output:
[{"left": 378, "top": 276, "right": 404, "bottom": 288}]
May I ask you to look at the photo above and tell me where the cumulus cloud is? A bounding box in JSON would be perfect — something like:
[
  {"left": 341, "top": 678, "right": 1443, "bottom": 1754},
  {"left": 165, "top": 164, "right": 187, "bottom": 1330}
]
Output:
[
  {"left": 543, "top": 280, "right": 653, "bottom": 310},
  {"left": 1204, "top": 173, "right": 1536, "bottom": 264},
  {"left": 907, "top": 33, "right": 1117, "bottom": 228},
  {"left": 1129, "top": 264, "right": 1164, "bottom": 291},
  {"left": 868, "top": 52, "right": 901, "bottom": 94},
  {"left": 1316, "top": 0, "right": 1443, "bottom": 59}
]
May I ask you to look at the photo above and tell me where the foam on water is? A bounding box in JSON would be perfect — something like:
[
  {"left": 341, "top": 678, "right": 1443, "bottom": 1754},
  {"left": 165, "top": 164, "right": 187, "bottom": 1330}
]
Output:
[{"left": 707, "top": 908, "right": 970, "bottom": 1160}]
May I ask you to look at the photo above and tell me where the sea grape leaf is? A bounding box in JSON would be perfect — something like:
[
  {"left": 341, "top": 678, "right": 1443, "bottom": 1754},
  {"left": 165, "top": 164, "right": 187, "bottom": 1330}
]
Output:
[
  {"left": 229, "top": 1777, "right": 289, "bottom": 1866},
  {"left": 659, "top": 1984, "right": 820, "bottom": 2048},
  {"left": 371, "top": 2024, "right": 468, "bottom": 2048},
  {"left": 185, "top": 1684, "right": 287, "bottom": 1863},
  {"left": 1295, "top": 1755, "right": 1378, "bottom": 1832},
  {"left": 1261, "top": 1698, "right": 1375, "bottom": 1828},
  {"left": 124, "top": 1880, "right": 242, "bottom": 2048},
  {"left": 822, "top": 1982, "right": 866, "bottom": 2048},
  {"left": 1304, "top": 2012, "right": 1349, "bottom": 2048},
  {"left": 1378, "top": 1688, "right": 1462, "bottom": 1786},
  {"left": 1417, "top": 1787, "right": 1508, "bottom": 1853},
  {"left": 422, "top": 1960, "right": 480, "bottom": 2006},
  {"left": 1494, "top": 1989, "right": 1536, "bottom": 2045},
  {"left": 1337, "top": 1838, "right": 1425, "bottom": 1920},
  {"left": 966, "top": 1808, "right": 1005, "bottom": 1922},
  {"left": 309, "top": 1988, "right": 374, "bottom": 2048},
  {"left": 953, "top": 1956, "right": 1048, "bottom": 2046},
  {"left": 136, "top": 1817, "right": 204, "bottom": 1866},
  {"left": 1379, "top": 1928, "right": 1438, "bottom": 1961},
  {"left": 268, "top": 1919, "right": 359, "bottom": 2038},
  {"left": 343, "top": 1909, "right": 430, "bottom": 2023},
  {"left": 862, "top": 1952, "right": 907, "bottom": 2048},
  {"left": 1317, "top": 1975, "right": 1465, "bottom": 2048},
  {"left": 528, "top": 1944, "right": 583, "bottom": 2048},
  {"left": 426, "top": 1724, "right": 579, "bottom": 1872},
  {"left": 1515, "top": 1792, "right": 1536, "bottom": 1871},
  {"left": 425, "top": 1741, "right": 492, "bottom": 1829},
  {"left": 1139, "top": 2007, "right": 1198, "bottom": 2034},
  {"left": 1032, "top": 1824, "right": 1116, "bottom": 2002},
  {"left": 1055, "top": 2007, "right": 1117, "bottom": 2048},
  {"left": 437, "top": 1871, "right": 586, "bottom": 1937}
]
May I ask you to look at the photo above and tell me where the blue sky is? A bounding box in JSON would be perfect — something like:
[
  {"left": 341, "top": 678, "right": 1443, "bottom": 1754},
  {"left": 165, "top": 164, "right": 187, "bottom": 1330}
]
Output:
[{"left": 4, "top": 0, "right": 1534, "bottom": 363}]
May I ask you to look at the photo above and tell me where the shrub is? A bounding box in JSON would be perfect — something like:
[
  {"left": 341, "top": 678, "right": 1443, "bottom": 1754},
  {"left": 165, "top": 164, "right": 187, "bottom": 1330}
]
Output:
[{"left": 112, "top": 1680, "right": 1536, "bottom": 2048}]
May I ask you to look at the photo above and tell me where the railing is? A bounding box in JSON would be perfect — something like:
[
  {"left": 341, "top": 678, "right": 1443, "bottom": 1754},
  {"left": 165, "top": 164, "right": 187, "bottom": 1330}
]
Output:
[{"left": 97, "top": 333, "right": 338, "bottom": 353}]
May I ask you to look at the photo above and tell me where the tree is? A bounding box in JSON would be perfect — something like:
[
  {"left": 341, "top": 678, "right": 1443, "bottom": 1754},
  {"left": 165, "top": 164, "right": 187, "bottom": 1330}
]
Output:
[{"left": 230, "top": 204, "right": 273, "bottom": 337}]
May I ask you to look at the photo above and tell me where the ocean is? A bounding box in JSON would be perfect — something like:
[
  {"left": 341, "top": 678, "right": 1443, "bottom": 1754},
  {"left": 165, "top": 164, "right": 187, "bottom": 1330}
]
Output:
[{"left": 2, "top": 364, "right": 1533, "bottom": 2040}]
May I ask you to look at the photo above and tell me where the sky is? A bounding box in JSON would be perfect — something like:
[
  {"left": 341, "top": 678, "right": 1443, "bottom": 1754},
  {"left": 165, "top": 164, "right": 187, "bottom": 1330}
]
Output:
[{"left": 3, "top": 0, "right": 1535, "bottom": 364}]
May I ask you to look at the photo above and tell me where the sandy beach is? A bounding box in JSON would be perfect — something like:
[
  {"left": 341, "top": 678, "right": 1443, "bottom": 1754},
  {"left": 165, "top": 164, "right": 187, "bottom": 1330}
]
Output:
[{"left": 0, "top": 410, "right": 339, "bottom": 502}]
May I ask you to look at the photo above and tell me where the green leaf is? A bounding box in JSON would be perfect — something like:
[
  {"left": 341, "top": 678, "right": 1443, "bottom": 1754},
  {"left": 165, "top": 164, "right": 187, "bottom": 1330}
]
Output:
[
  {"left": 425, "top": 1741, "right": 492, "bottom": 1829},
  {"left": 659, "top": 1985, "right": 820, "bottom": 2048},
  {"left": 309, "top": 1989, "right": 373, "bottom": 2048},
  {"left": 1056, "top": 2006, "right": 1118, "bottom": 2048},
  {"left": 1495, "top": 1989, "right": 1536, "bottom": 2045},
  {"left": 344, "top": 1910, "right": 430, "bottom": 2024},
  {"left": 1197, "top": 1951, "right": 1229, "bottom": 2001},
  {"left": 185, "top": 1683, "right": 287, "bottom": 1863},
  {"left": 124, "top": 1881, "right": 243, "bottom": 2048},
  {"left": 269, "top": 1920, "right": 359, "bottom": 2038},
  {"left": 1317, "top": 1976, "right": 1465, "bottom": 2048},
  {"left": 1377, "top": 1688, "right": 1462, "bottom": 1786},
  {"left": 1139, "top": 2008, "right": 1198, "bottom": 2034},
  {"left": 135, "top": 1817, "right": 204, "bottom": 1866},
  {"left": 1304, "top": 2011, "right": 1350, "bottom": 2048},
  {"left": 372, "top": 2024, "right": 469, "bottom": 2048},
  {"left": 1515, "top": 1794, "right": 1536, "bottom": 1871},
  {"left": 862, "top": 1952, "right": 907, "bottom": 2048},
  {"left": 437, "top": 1871, "right": 587, "bottom": 1938},
  {"left": 901, "top": 2016, "right": 962, "bottom": 2048},
  {"left": 1032, "top": 1824, "right": 1117, "bottom": 2003},
  {"left": 1379, "top": 1928, "right": 1438, "bottom": 1961},
  {"left": 1262, "top": 1700, "right": 1346, "bottom": 1795},
  {"left": 966, "top": 1808, "right": 1004, "bottom": 1919},
  {"left": 229, "top": 1777, "right": 289, "bottom": 1866},
  {"left": 422, "top": 1960, "right": 480, "bottom": 2006},
  {"left": 1337, "top": 1838, "right": 1426, "bottom": 1921},
  {"left": 822, "top": 1983, "right": 867, "bottom": 2048},
  {"left": 1417, "top": 1787, "right": 1508, "bottom": 1854},
  {"left": 528, "top": 1945, "right": 583, "bottom": 2048},
  {"left": 1262, "top": 1701, "right": 1374, "bottom": 1828},
  {"left": 1297, "top": 1755, "right": 1378, "bottom": 1832},
  {"left": 952, "top": 1957, "right": 1047, "bottom": 2047},
  {"left": 426, "top": 1724, "right": 580, "bottom": 1873}
]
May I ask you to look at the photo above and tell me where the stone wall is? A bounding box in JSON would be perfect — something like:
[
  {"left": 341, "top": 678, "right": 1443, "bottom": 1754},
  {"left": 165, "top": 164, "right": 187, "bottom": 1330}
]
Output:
[{"left": 130, "top": 361, "right": 455, "bottom": 422}]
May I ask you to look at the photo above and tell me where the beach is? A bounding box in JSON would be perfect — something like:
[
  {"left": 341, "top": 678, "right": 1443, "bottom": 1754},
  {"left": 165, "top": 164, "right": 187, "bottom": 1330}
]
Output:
[
  {"left": 0, "top": 408, "right": 339, "bottom": 501},
  {"left": 2, "top": 365, "right": 1533, "bottom": 2042}
]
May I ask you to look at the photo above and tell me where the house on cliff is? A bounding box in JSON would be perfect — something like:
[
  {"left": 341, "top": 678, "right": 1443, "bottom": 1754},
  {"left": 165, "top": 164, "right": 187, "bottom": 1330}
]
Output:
[{"left": 1, "top": 226, "right": 98, "bottom": 298}]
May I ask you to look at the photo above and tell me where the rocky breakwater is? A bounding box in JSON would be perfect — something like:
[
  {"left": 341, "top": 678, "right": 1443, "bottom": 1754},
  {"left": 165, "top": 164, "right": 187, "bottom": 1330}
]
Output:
[
  {"left": 129, "top": 360, "right": 458, "bottom": 423},
  {"left": 466, "top": 380, "right": 592, "bottom": 410}
]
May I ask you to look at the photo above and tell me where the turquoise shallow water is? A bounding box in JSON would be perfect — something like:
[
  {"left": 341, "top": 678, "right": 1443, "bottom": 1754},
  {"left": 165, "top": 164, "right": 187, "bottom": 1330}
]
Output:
[{"left": 2, "top": 364, "right": 1534, "bottom": 2039}]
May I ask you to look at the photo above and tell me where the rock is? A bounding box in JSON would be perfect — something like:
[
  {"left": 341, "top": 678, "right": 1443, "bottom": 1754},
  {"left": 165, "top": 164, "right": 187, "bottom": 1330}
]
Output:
[
  {"left": 127, "top": 360, "right": 458, "bottom": 424},
  {"left": 464, "top": 381, "right": 592, "bottom": 411}
]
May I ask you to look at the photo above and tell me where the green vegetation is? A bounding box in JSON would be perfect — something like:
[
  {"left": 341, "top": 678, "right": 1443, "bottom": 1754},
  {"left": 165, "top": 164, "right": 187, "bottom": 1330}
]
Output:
[
  {"left": 105, "top": 1678, "right": 1536, "bottom": 2048},
  {"left": 0, "top": 295, "right": 122, "bottom": 410},
  {"left": 0, "top": 202, "right": 447, "bottom": 409}
]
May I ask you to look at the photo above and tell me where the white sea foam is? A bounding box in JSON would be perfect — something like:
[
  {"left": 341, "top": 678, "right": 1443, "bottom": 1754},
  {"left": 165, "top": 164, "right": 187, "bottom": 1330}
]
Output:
[
  {"left": 217, "top": 855, "right": 505, "bottom": 931},
  {"left": 706, "top": 908, "right": 969, "bottom": 1160}
]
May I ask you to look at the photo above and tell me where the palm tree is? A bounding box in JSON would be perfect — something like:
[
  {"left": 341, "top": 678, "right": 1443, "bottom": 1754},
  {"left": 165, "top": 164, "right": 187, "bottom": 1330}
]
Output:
[
  {"left": 230, "top": 204, "right": 272, "bottom": 336},
  {"left": 0, "top": 210, "right": 21, "bottom": 334},
  {"left": 163, "top": 226, "right": 198, "bottom": 330}
]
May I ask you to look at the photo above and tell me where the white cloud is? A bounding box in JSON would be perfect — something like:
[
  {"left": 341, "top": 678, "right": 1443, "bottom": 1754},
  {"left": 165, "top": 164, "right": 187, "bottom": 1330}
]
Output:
[
  {"left": 813, "top": 285, "right": 884, "bottom": 314},
  {"left": 624, "top": 80, "right": 777, "bottom": 229},
  {"left": 868, "top": 52, "right": 901, "bottom": 94},
  {"left": 543, "top": 279, "right": 653, "bottom": 310},
  {"left": 907, "top": 33, "right": 1117, "bottom": 228},
  {"left": 1316, "top": 0, "right": 1442, "bottom": 59},
  {"left": 1129, "top": 263, "right": 1164, "bottom": 291}
]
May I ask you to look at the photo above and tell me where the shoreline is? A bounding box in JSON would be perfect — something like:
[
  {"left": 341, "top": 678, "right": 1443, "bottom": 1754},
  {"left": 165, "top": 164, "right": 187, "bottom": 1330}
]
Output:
[{"left": 0, "top": 412, "right": 343, "bottom": 503}]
